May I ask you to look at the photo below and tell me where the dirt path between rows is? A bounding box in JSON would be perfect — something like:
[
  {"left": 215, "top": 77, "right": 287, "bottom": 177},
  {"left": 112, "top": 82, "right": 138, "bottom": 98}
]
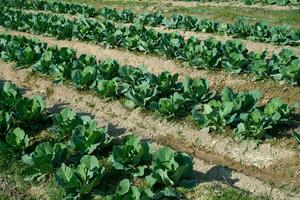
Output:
[
  {"left": 22, "top": 8, "right": 300, "bottom": 56},
  {"left": 2, "top": 28, "right": 300, "bottom": 112},
  {"left": 151, "top": 26, "right": 300, "bottom": 57},
  {"left": 165, "top": 0, "right": 300, "bottom": 10},
  {"left": 0, "top": 62, "right": 299, "bottom": 199},
  {"left": 113, "top": 22, "right": 300, "bottom": 56}
]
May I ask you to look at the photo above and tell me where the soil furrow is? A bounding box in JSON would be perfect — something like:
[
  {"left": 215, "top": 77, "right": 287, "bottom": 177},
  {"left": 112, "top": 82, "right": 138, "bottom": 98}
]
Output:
[
  {"left": 0, "top": 61, "right": 299, "bottom": 199},
  {"left": 1, "top": 28, "right": 300, "bottom": 113},
  {"left": 150, "top": 25, "right": 300, "bottom": 56},
  {"left": 21, "top": 8, "right": 300, "bottom": 55},
  {"left": 0, "top": 62, "right": 299, "bottom": 199}
]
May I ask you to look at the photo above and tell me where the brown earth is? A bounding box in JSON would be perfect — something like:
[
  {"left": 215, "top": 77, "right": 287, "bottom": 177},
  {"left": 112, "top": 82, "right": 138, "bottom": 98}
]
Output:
[
  {"left": 0, "top": 60, "right": 299, "bottom": 199},
  {"left": 0, "top": 176, "right": 22, "bottom": 200},
  {"left": 151, "top": 26, "right": 300, "bottom": 57},
  {"left": 165, "top": 0, "right": 300, "bottom": 10},
  {"left": 1, "top": 28, "right": 300, "bottom": 111},
  {"left": 23, "top": 8, "right": 300, "bottom": 55},
  {"left": 2, "top": 27, "right": 300, "bottom": 139},
  {"left": 2, "top": 3, "right": 300, "bottom": 200},
  {"left": 158, "top": 134, "right": 300, "bottom": 195}
]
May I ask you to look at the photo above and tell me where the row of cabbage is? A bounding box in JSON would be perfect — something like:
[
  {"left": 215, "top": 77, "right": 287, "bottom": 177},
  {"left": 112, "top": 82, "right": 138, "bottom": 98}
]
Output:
[
  {"left": 0, "top": 81, "right": 195, "bottom": 199},
  {"left": 2, "top": 0, "right": 300, "bottom": 46},
  {"left": 1, "top": 8, "right": 300, "bottom": 87},
  {"left": 100, "top": 9, "right": 300, "bottom": 46},
  {"left": 174, "top": 0, "right": 300, "bottom": 6},
  {"left": 0, "top": 34, "right": 298, "bottom": 140}
]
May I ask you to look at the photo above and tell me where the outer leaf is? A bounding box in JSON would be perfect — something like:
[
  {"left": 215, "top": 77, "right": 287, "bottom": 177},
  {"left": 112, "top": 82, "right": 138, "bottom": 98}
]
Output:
[{"left": 6, "top": 127, "right": 29, "bottom": 150}]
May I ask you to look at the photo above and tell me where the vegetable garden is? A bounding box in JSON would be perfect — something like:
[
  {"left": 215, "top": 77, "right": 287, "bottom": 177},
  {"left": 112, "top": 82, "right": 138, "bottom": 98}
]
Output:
[
  {"left": 0, "top": 0, "right": 299, "bottom": 199},
  {"left": 0, "top": 81, "right": 194, "bottom": 199},
  {"left": 174, "top": 0, "right": 300, "bottom": 6},
  {"left": 1, "top": 8, "right": 300, "bottom": 86},
  {"left": 2, "top": 0, "right": 300, "bottom": 45},
  {"left": 0, "top": 34, "right": 297, "bottom": 140}
]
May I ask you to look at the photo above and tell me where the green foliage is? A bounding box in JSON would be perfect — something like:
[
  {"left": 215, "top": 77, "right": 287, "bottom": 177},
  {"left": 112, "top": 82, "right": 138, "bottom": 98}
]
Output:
[
  {"left": 113, "top": 179, "right": 141, "bottom": 200},
  {"left": 56, "top": 155, "right": 105, "bottom": 197},
  {"left": 243, "top": 0, "right": 299, "bottom": 6},
  {"left": 1, "top": 0, "right": 300, "bottom": 48},
  {"left": 150, "top": 72, "right": 181, "bottom": 97},
  {"left": 192, "top": 88, "right": 262, "bottom": 132},
  {"left": 124, "top": 81, "right": 157, "bottom": 109},
  {"left": 145, "top": 147, "right": 193, "bottom": 199},
  {"left": 68, "top": 116, "right": 110, "bottom": 155},
  {"left": 0, "top": 33, "right": 297, "bottom": 140},
  {"left": 0, "top": 81, "right": 49, "bottom": 155},
  {"left": 221, "top": 87, "right": 261, "bottom": 114},
  {"left": 153, "top": 92, "right": 187, "bottom": 118},
  {"left": 235, "top": 109, "right": 273, "bottom": 139},
  {"left": 0, "top": 34, "right": 46, "bottom": 68},
  {"left": 183, "top": 77, "right": 215, "bottom": 105},
  {"left": 15, "top": 96, "right": 45, "bottom": 122},
  {"left": 51, "top": 108, "right": 82, "bottom": 138},
  {"left": 1, "top": 7, "right": 300, "bottom": 86},
  {"left": 71, "top": 54, "right": 98, "bottom": 89},
  {"left": 192, "top": 100, "right": 235, "bottom": 131},
  {"left": 98, "top": 59, "right": 120, "bottom": 80},
  {"left": 0, "top": 111, "right": 12, "bottom": 132},
  {"left": 2, "top": 82, "right": 45, "bottom": 125},
  {"left": 0, "top": 81, "right": 21, "bottom": 110},
  {"left": 96, "top": 78, "right": 119, "bottom": 97},
  {"left": 109, "top": 135, "right": 151, "bottom": 177},
  {"left": 0, "top": 81, "right": 196, "bottom": 199},
  {"left": 22, "top": 142, "right": 68, "bottom": 180},
  {"left": 235, "top": 98, "right": 298, "bottom": 139},
  {"left": 264, "top": 97, "right": 298, "bottom": 124},
  {"left": 282, "top": 59, "right": 300, "bottom": 85},
  {"left": 6, "top": 127, "right": 29, "bottom": 150},
  {"left": 0, "top": 1, "right": 298, "bottom": 197},
  {"left": 118, "top": 66, "right": 149, "bottom": 86}
]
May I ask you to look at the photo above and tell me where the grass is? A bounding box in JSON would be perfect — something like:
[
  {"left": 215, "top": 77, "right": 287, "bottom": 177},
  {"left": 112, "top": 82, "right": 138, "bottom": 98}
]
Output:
[
  {"left": 169, "top": 5, "right": 300, "bottom": 29},
  {"left": 181, "top": 183, "right": 269, "bottom": 200},
  {"left": 58, "top": 0, "right": 157, "bottom": 11},
  {"left": 206, "top": 186, "right": 269, "bottom": 200},
  {"left": 0, "top": 155, "right": 268, "bottom": 200},
  {"left": 0, "top": 131, "right": 268, "bottom": 200},
  {"left": 56, "top": 0, "right": 300, "bottom": 29},
  {"left": 0, "top": 149, "right": 63, "bottom": 200}
]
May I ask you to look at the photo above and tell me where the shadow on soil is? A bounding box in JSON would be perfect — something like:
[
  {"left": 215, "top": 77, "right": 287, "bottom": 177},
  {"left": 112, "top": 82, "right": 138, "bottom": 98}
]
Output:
[
  {"left": 105, "top": 124, "right": 240, "bottom": 188},
  {"left": 194, "top": 166, "right": 239, "bottom": 186},
  {"left": 270, "top": 113, "right": 300, "bottom": 139},
  {"left": 48, "top": 102, "right": 70, "bottom": 113},
  {"left": 49, "top": 102, "right": 96, "bottom": 118},
  {"left": 107, "top": 123, "right": 127, "bottom": 137}
]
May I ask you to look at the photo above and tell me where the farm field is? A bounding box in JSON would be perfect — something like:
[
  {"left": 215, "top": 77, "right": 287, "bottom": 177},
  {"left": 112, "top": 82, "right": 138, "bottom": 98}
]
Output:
[{"left": 0, "top": 0, "right": 300, "bottom": 200}]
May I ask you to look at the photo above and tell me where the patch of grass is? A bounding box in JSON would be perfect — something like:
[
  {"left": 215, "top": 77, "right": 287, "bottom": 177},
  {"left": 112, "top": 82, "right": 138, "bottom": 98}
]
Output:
[
  {"left": 58, "top": 0, "right": 156, "bottom": 11},
  {"left": 182, "top": 183, "right": 269, "bottom": 200},
  {"left": 168, "top": 5, "right": 300, "bottom": 29},
  {"left": 0, "top": 150, "right": 63, "bottom": 200},
  {"left": 206, "top": 186, "right": 268, "bottom": 200},
  {"left": 55, "top": 0, "right": 300, "bottom": 28}
]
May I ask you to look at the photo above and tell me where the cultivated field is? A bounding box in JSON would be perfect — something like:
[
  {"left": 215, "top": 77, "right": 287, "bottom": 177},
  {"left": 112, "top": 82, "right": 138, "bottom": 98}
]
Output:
[{"left": 0, "top": 0, "right": 299, "bottom": 199}]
